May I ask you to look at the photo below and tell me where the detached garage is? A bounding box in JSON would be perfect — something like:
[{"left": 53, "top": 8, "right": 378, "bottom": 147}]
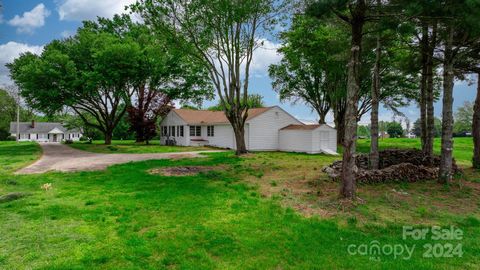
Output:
[{"left": 279, "top": 124, "right": 337, "bottom": 154}]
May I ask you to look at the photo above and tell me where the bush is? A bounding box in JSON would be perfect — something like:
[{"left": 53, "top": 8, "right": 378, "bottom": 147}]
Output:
[
  {"left": 64, "top": 139, "right": 74, "bottom": 144},
  {"left": 5, "top": 136, "right": 16, "bottom": 141}
]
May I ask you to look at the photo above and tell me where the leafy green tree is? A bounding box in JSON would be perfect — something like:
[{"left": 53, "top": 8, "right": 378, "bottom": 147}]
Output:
[
  {"left": 269, "top": 15, "right": 347, "bottom": 124},
  {"left": 454, "top": 101, "right": 473, "bottom": 134},
  {"left": 86, "top": 15, "right": 212, "bottom": 143},
  {"left": 437, "top": 0, "right": 480, "bottom": 182},
  {"left": 357, "top": 125, "right": 371, "bottom": 138},
  {"left": 9, "top": 15, "right": 212, "bottom": 145},
  {"left": 387, "top": 122, "right": 403, "bottom": 138},
  {"left": 0, "top": 88, "right": 35, "bottom": 140},
  {"left": 413, "top": 117, "right": 442, "bottom": 138},
  {"left": 132, "top": 0, "right": 288, "bottom": 155},
  {"left": 180, "top": 105, "right": 200, "bottom": 110},
  {"left": 208, "top": 94, "right": 265, "bottom": 111},
  {"left": 308, "top": 0, "right": 374, "bottom": 199},
  {"left": 8, "top": 29, "right": 141, "bottom": 144}
]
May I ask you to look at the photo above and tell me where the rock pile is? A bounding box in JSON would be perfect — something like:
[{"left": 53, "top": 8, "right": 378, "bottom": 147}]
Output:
[{"left": 323, "top": 149, "right": 460, "bottom": 184}]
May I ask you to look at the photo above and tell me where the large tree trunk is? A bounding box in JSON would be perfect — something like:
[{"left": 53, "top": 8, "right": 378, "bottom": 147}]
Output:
[
  {"left": 439, "top": 26, "right": 454, "bottom": 183},
  {"left": 340, "top": 4, "right": 365, "bottom": 199},
  {"left": 472, "top": 73, "right": 480, "bottom": 168},
  {"left": 334, "top": 108, "right": 345, "bottom": 145},
  {"left": 425, "top": 22, "right": 437, "bottom": 160},
  {"left": 233, "top": 126, "right": 247, "bottom": 155},
  {"left": 104, "top": 131, "right": 113, "bottom": 145},
  {"left": 370, "top": 27, "right": 381, "bottom": 170},
  {"left": 420, "top": 23, "right": 429, "bottom": 153},
  {"left": 227, "top": 109, "right": 248, "bottom": 155}
]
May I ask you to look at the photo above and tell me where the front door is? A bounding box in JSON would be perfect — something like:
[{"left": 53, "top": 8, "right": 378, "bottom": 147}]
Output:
[{"left": 53, "top": 134, "right": 57, "bottom": 142}]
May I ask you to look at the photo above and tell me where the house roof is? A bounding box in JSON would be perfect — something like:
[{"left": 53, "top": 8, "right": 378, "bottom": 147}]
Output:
[
  {"left": 9, "top": 122, "right": 81, "bottom": 134},
  {"left": 280, "top": 124, "right": 336, "bottom": 131},
  {"left": 172, "top": 107, "right": 273, "bottom": 125},
  {"left": 280, "top": 124, "right": 320, "bottom": 131}
]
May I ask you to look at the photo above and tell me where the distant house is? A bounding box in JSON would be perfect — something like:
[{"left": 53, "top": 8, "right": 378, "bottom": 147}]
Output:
[
  {"left": 10, "top": 121, "right": 83, "bottom": 143},
  {"left": 406, "top": 132, "right": 417, "bottom": 139},
  {"left": 160, "top": 106, "right": 337, "bottom": 154}
]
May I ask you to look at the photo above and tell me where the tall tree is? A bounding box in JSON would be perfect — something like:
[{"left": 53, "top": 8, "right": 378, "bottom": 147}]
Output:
[
  {"left": 8, "top": 30, "right": 142, "bottom": 144},
  {"left": 438, "top": 0, "right": 480, "bottom": 182},
  {"left": 453, "top": 101, "right": 473, "bottom": 134},
  {"left": 132, "top": 0, "right": 287, "bottom": 155},
  {"left": 473, "top": 75, "right": 480, "bottom": 168},
  {"left": 309, "top": 0, "right": 369, "bottom": 199},
  {"left": 208, "top": 94, "right": 265, "bottom": 111},
  {"left": 269, "top": 15, "right": 348, "bottom": 124},
  {"left": 369, "top": 0, "right": 382, "bottom": 169},
  {"left": 85, "top": 15, "right": 212, "bottom": 143}
]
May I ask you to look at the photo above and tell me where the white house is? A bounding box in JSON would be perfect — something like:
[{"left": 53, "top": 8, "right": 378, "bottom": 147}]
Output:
[
  {"left": 10, "top": 121, "right": 83, "bottom": 143},
  {"left": 160, "top": 106, "right": 337, "bottom": 154}
]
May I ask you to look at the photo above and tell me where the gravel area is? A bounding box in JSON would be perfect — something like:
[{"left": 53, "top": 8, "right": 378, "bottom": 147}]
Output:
[{"left": 16, "top": 143, "right": 222, "bottom": 174}]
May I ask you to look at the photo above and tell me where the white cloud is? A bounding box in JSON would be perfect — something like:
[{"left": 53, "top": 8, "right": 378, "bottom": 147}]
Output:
[
  {"left": 60, "top": 30, "right": 74, "bottom": 38},
  {"left": 8, "top": 4, "right": 51, "bottom": 34},
  {"left": 0, "top": 42, "right": 44, "bottom": 86},
  {"left": 57, "top": 0, "right": 136, "bottom": 21},
  {"left": 250, "top": 39, "right": 282, "bottom": 76}
]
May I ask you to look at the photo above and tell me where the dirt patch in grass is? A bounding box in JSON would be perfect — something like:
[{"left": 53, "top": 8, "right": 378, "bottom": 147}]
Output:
[
  {"left": 148, "top": 165, "right": 225, "bottom": 176},
  {"left": 0, "top": 192, "right": 29, "bottom": 203}
]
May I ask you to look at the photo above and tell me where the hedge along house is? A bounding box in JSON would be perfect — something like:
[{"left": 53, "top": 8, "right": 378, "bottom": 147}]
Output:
[
  {"left": 10, "top": 121, "right": 83, "bottom": 143},
  {"left": 160, "top": 106, "right": 338, "bottom": 154}
]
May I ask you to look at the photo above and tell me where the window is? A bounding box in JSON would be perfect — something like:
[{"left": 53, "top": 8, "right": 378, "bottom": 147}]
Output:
[
  {"left": 179, "top": 126, "right": 184, "bottom": 137},
  {"left": 170, "top": 126, "right": 175, "bottom": 137},
  {"left": 162, "top": 126, "right": 168, "bottom": 136},
  {"left": 207, "top": 126, "right": 214, "bottom": 137},
  {"left": 189, "top": 126, "right": 201, "bottom": 136}
]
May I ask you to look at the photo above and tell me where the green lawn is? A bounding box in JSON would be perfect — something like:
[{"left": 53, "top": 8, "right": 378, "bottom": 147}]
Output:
[
  {"left": 0, "top": 141, "right": 42, "bottom": 175},
  {"left": 357, "top": 137, "right": 474, "bottom": 166},
  {"left": 0, "top": 141, "right": 479, "bottom": 269},
  {"left": 69, "top": 140, "right": 216, "bottom": 154}
]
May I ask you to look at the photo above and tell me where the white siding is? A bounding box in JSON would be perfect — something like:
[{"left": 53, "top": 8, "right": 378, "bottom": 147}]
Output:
[
  {"left": 201, "top": 124, "right": 249, "bottom": 150},
  {"left": 317, "top": 125, "right": 337, "bottom": 152},
  {"left": 279, "top": 130, "right": 314, "bottom": 153},
  {"left": 247, "top": 106, "right": 302, "bottom": 151},
  {"left": 160, "top": 111, "right": 189, "bottom": 146},
  {"left": 280, "top": 125, "right": 337, "bottom": 154},
  {"left": 206, "top": 124, "right": 236, "bottom": 149}
]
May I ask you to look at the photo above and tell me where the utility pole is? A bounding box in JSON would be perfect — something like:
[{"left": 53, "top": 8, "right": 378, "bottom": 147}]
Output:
[
  {"left": 16, "top": 97, "right": 20, "bottom": 143},
  {"left": 6, "top": 84, "right": 21, "bottom": 143}
]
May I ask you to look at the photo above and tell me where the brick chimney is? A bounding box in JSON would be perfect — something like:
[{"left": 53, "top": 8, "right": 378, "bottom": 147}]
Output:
[{"left": 31, "top": 120, "right": 35, "bottom": 128}]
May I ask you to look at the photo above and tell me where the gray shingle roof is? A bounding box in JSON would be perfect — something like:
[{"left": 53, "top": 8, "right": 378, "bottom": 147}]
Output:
[{"left": 9, "top": 122, "right": 81, "bottom": 134}]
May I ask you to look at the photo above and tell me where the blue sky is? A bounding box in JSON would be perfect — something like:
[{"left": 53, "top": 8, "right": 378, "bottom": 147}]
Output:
[{"left": 1, "top": 0, "right": 478, "bottom": 125}]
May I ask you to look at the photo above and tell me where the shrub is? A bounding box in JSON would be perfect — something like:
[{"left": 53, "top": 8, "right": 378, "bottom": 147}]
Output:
[{"left": 64, "top": 139, "right": 74, "bottom": 144}]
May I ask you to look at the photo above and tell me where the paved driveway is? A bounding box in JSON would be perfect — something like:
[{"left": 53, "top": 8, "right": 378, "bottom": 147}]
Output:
[{"left": 16, "top": 143, "right": 222, "bottom": 174}]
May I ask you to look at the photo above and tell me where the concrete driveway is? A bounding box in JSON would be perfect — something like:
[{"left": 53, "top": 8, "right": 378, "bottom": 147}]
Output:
[{"left": 16, "top": 143, "right": 222, "bottom": 174}]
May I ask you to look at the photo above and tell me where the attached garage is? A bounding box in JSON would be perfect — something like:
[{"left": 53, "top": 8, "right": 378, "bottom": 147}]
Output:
[{"left": 279, "top": 124, "right": 337, "bottom": 154}]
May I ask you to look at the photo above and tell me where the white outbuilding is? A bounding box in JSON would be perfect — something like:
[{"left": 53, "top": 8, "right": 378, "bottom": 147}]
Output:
[{"left": 279, "top": 124, "right": 337, "bottom": 154}]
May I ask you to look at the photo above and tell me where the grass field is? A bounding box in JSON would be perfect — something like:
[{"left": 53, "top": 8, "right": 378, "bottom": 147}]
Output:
[
  {"left": 356, "top": 137, "right": 474, "bottom": 166},
  {"left": 69, "top": 140, "right": 215, "bottom": 154},
  {"left": 1, "top": 139, "right": 479, "bottom": 269}
]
